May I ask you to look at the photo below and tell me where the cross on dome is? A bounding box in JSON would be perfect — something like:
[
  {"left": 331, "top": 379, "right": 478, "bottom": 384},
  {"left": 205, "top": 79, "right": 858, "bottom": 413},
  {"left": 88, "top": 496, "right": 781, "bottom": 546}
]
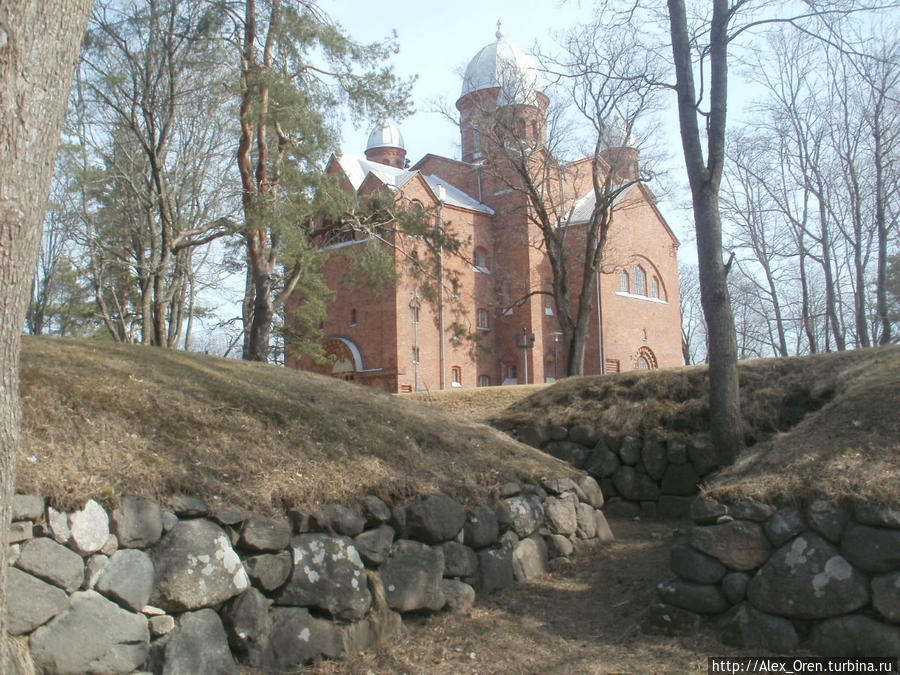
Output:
[{"left": 496, "top": 19, "right": 504, "bottom": 40}]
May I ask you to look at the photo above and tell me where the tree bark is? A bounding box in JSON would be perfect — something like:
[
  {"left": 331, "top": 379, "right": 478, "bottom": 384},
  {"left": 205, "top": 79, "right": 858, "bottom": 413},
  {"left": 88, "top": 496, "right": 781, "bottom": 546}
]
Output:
[{"left": 0, "top": 1, "right": 92, "bottom": 666}]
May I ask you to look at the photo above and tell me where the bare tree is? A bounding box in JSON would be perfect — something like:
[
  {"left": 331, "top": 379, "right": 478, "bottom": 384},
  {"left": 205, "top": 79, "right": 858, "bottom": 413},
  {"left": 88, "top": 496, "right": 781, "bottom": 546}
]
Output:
[{"left": 0, "top": 1, "right": 93, "bottom": 665}]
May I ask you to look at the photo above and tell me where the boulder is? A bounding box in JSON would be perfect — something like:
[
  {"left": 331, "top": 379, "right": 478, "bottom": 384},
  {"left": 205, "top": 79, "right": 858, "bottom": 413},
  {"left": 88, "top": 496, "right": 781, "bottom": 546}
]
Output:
[
  {"left": 16, "top": 536, "right": 84, "bottom": 593},
  {"left": 853, "top": 503, "right": 900, "bottom": 529},
  {"left": 689, "top": 521, "right": 771, "bottom": 571},
  {"left": 541, "top": 477, "right": 579, "bottom": 496},
  {"left": 807, "top": 615, "right": 900, "bottom": 658},
  {"left": 12, "top": 494, "right": 44, "bottom": 522},
  {"left": 243, "top": 551, "right": 292, "bottom": 593},
  {"left": 441, "top": 579, "right": 476, "bottom": 613},
  {"left": 569, "top": 424, "right": 599, "bottom": 447},
  {"left": 161, "top": 511, "right": 178, "bottom": 532},
  {"left": 666, "top": 439, "right": 688, "bottom": 464},
  {"left": 157, "top": 608, "right": 236, "bottom": 675},
  {"left": 439, "top": 541, "right": 478, "bottom": 578},
  {"left": 729, "top": 499, "right": 776, "bottom": 522},
  {"left": 618, "top": 436, "right": 642, "bottom": 465},
  {"left": 84, "top": 553, "right": 109, "bottom": 589},
  {"left": 688, "top": 437, "right": 718, "bottom": 475},
  {"left": 168, "top": 495, "right": 209, "bottom": 517},
  {"left": 586, "top": 448, "right": 620, "bottom": 479},
  {"left": 252, "top": 607, "right": 342, "bottom": 670},
  {"left": 315, "top": 503, "right": 366, "bottom": 537},
  {"left": 656, "top": 580, "right": 730, "bottom": 614},
  {"left": 642, "top": 602, "right": 702, "bottom": 636},
  {"left": 747, "top": 532, "right": 869, "bottom": 619},
  {"left": 151, "top": 519, "right": 250, "bottom": 612},
  {"left": 669, "top": 539, "right": 727, "bottom": 584},
  {"left": 276, "top": 533, "right": 371, "bottom": 621},
  {"left": 544, "top": 494, "right": 578, "bottom": 536},
  {"left": 362, "top": 496, "right": 392, "bottom": 526},
  {"left": 764, "top": 507, "right": 805, "bottom": 547},
  {"left": 871, "top": 571, "right": 900, "bottom": 623},
  {"left": 576, "top": 502, "right": 597, "bottom": 539},
  {"left": 721, "top": 572, "right": 751, "bottom": 605},
  {"left": 642, "top": 439, "right": 668, "bottom": 480},
  {"left": 380, "top": 539, "right": 445, "bottom": 612},
  {"left": 512, "top": 536, "right": 548, "bottom": 581},
  {"left": 548, "top": 425, "right": 568, "bottom": 441},
  {"left": 516, "top": 425, "right": 546, "bottom": 448},
  {"left": 841, "top": 524, "right": 900, "bottom": 573},
  {"left": 690, "top": 498, "right": 728, "bottom": 525},
  {"left": 594, "top": 509, "right": 615, "bottom": 543},
  {"left": 112, "top": 495, "right": 163, "bottom": 549},
  {"left": 577, "top": 476, "right": 605, "bottom": 509},
  {"left": 498, "top": 481, "right": 523, "bottom": 498},
  {"left": 545, "top": 534, "right": 574, "bottom": 559},
  {"left": 806, "top": 500, "right": 850, "bottom": 543},
  {"left": 545, "top": 441, "right": 589, "bottom": 468},
  {"left": 238, "top": 515, "right": 291, "bottom": 552},
  {"left": 68, "top": 499, "right": 110, "bottom": 555},
  {"left": 354, "top": 525, "right": 395, "bottom": 566},
  {"left": 29, "top": 591, "right": 149, "bottom": 674},
  {"left": 502, "top": 494, "right": 545, "bottom": 538},
  {"left": 717, "top": 603, "right": 799, "bottom": 652},
  {"left": 221, "top": 587, "right": 270, "bottom": 652},
  {"left": 101, "top": 533, "right": 119, "bottom": 556},
  {"left": 209, "top": 503, "right": 246, "bottom": 527},
  {"left": 96, "top": 548, "right": 155, "bottom": 612},
  {"left": 150, "top": 614, "right": 175, "bottom": 636},
  {"left": 7, "top": 567, "right": 68, "bottom": 635},
  {"left": 47, "top": 506, "right": 70, "bottom": 544},
  {"left": 405, "top": 494, "right": 465, "bottom": 544},
  {"left": 604, "top": 498, "right": 640, "bottom": 518},
  {"left": 475, "top": 546, "right": 515, "bottom": 595},
  {"left": 613, "top": 466, "right": 660, "bottom": 502},
  {"left": 463, "top": 506, "right": 499, "bottom": 549},
  {"left": 660, "top": 464, "right": 700, "bottom": 496}
]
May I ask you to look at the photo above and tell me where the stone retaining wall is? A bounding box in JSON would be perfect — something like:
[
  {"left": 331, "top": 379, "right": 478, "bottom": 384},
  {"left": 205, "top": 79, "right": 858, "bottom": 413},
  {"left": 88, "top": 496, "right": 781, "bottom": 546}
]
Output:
[
  {"left": 645, "top": 497, "right": 900, "bottom": 657},
  {"left": 511, "top": 423, "right": 720, "bottom": 517},
  {"left": 7, "top": 476, "right": 611, "bottom": 674}
]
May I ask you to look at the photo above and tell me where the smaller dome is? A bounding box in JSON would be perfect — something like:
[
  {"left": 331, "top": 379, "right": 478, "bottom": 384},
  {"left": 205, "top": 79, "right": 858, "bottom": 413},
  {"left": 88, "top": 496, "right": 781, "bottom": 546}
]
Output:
[{"left": 366, "top": 122, "right": 405, "bottom": 151}]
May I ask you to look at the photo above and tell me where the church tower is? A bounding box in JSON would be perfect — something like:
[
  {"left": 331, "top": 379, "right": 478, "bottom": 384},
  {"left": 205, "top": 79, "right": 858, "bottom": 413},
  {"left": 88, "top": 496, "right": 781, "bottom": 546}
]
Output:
[{"left": 364, "top": 121, "right": 407, "bottom": 168}]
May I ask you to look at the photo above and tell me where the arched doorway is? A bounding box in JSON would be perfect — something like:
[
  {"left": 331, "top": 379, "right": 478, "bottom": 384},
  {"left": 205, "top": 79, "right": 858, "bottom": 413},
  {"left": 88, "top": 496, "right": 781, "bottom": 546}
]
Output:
[{"left": 324, "top": 338, "right": 364, "bottom": 382}]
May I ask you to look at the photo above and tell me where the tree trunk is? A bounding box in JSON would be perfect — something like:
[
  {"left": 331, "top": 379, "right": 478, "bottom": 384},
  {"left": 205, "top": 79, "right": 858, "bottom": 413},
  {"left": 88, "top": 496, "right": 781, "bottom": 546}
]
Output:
[{"left": 0, "top": 1, "right": 92, "bottom": 666}]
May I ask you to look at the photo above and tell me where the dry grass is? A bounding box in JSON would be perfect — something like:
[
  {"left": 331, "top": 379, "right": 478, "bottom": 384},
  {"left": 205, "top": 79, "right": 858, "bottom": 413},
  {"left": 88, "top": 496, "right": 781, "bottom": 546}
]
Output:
[
  {"left": 401, "top": 384, "right": 549, "bottom": 423},
  {"left": 17, "top": 337, "right": 576, "bottom": 515},
  {"left": 492, "top": 346, "right": 900, "bottom": 509}
]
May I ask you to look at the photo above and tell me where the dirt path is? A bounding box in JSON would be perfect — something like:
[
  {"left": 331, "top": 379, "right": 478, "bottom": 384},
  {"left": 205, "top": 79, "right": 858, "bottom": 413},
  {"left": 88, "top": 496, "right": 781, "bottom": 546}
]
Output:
[{"left": 309, "top": 517, "right": 731, "bottom": 674}]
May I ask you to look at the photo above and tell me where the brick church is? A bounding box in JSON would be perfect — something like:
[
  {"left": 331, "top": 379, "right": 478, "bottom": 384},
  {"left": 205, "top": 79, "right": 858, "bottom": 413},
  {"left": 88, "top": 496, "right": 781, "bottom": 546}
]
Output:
[{"left": 287, "top": 24, "right": 682, "bottom": 392}]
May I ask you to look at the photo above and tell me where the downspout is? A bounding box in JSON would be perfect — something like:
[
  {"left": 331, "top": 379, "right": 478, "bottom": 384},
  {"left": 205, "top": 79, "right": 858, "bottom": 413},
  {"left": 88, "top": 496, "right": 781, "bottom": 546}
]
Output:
[{"left": 437, "top": 185, "right": 446, "bottom": 389}]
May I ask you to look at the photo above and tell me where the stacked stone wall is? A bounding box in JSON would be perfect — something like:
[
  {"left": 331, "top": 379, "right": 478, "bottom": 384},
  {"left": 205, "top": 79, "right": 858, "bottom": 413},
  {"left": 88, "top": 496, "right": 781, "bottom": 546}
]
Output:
[{"left": 6, "top": 476, "right": 611, "bottom": 674}]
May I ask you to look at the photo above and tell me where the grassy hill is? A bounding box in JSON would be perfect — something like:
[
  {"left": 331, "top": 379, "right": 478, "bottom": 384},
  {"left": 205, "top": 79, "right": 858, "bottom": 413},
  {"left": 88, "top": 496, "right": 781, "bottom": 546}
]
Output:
[{"left": 16, "top": 337, "right": 576, "bottom": 515}]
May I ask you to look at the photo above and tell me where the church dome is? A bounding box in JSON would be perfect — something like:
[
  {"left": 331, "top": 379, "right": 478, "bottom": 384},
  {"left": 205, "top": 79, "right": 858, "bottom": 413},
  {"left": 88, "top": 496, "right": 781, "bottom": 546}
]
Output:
[
  {"left": 366, "top": 121, "right": 405, "bottom": 151},
  {"left": 460, "top": 21, "right": 543, "bottom": 107}
]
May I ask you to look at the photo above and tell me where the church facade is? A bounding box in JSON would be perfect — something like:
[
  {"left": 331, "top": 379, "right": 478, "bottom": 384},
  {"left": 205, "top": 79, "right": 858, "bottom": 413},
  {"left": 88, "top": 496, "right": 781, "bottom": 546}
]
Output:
[{"left": 287, "top": 26, "right": 682, "bottom": 392}]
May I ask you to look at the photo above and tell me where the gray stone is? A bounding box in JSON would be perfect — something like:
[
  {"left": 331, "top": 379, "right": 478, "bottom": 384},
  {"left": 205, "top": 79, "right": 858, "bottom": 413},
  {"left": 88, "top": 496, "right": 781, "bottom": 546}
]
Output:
[
  {"left": 503, "top": 494, "right": 545, "bottom": 538},
  {"left": 522, "top": 481, "right": 548, "bottom": 500},
  {"left": 161, "top": 511, "right": 178, "bottom": 532},
  {"left": 512, "top": 536, "right": 548, "bottom": 581},
  {"left": 689, "top": 521, "right": 771, "bottom": 571},
  {"left": 353, "top": 524, "right": 395, "bottom": 566},
  {"left": 576, "top": 502, "right": 597, "bottom": 539},
  {"left": 209, "top": 503, "right": 246, "bottom": 527},
  {"left": 841, "top": 524, "right": 900, "bottom": 572},
  {"left": 8, "top": 521, "right": 31, "bottom": 544},
  {"left": 854, "top": 503, "right": 900, "bottom": 529},
  {"left": 721, "top": 572, "right": 751, "bottom": 605},
  {"left": 499, "top": 481, "right": 523, "bottom": 498},
  {"left": 315, "top": 503, "right": 366, "bottom": 537},
  {"left": 254, "top": 607, "right": 343, "bottom": 670},
  {"left": 112, "top": 495, "right": 163, "bottom": 549},
  {"left": 605, "top": 498, "right": 641, "bottom": 518},
  {"left": 717, "top": 603, "right": 799, "bottom": 653},
  {"left": 657, "top": 579, "right": 730, "bottom": 614},
  {"left": 159, "top": 609, "right": 236, "bottom": 675},
  {"left": 764, "top": 507, "right": 805, "bottom": 547},
  {"left": 666, "top": 439, "right": 688, "bottom": 464},
  {"left": 47, "top": 506, "right": 70, "bottom": 543},
  {"left": 541, "top": 477, "right": 579, "bottom": 495},
  {"left": 577, "top": 476, "right": 605, "bottom": 508},
  {"left": 670, "top": 539, "right": 727, "bottom": 583},
  {"left": 548, "top": 425, "right": 568, "bottom": 441},
  {"left": 439, "top": 541, "right": 478, "bottom": 578},
  {"left": 569, "top": 423, "right": 599, "bottom": 446},
  {"left": 406, "top": 494, "right": 466, "bottom": 544},
  {"left": 151, "top": 519, "right": 250, "bottom": 612},
  {"left": 544, "top": 494, "right": 579, "bottom": 536},
  {"left": 690, "top": 498, "right": 728, "bottom": 525},
  {"left": 16, "top": 536, "right": 84, "bottom": 592},
  {"left": 84, "top": 553, "right": 109, "bottom": 589},
  {"left": 7, "top": 542, "right": 20, "bottom": 566},
  {"left": 339, "top": 612, "right": 401, "bottom": 658},
  {"left": 613, "top": 466, "right": 660, "bottom": 501},
  {"left": 643, "top": 439, "right": 668, "bottom": 480},
  {"left": 517, "top": 425, "right": 547, "bottom": 448},
  {"left": 101, "top": 533, "right": 119, "bottom": 556},
  {"left": 660, "top": 464, "right": 700, "bottom": 496},
  {"left": 222, "top": 586, "right": 270, "bottom": 651},
  {"left": 642, "top": 602, "right": 702, "bottom": 636},
  {"left": 12, "top": 495, "right": 44, "bottom": 522},
  {"left": 381, "top": 539, "right": 445, "bottom": 612},
  {"left": 872, "top": 571, "right": 900, "bottom": 623},
  {"left": 276, "top": 533, "right": 371, "bottom": 620},
  {"left": 168, "top": 495, "right": 208, "bottom": 517},
  {"left": 68, "top": 499, "right": 110, "bottom": 555},
  {"left": 618, "top": 436, "right": 642, "bottom": 465},
  {"left": 545, "top": 441, "right": 589, "bottom": 468},
  {"left": 96, "top": 548, "right": 155, "bottom": 612},
  {"left": 150, "top": 614, "right": 175, "bottom": 636},
  {"left": 595, "top": 509, "right": 615, "bottom": 543},
  {"left": 238, "top": 515, "right": 291, "bottom": 552},
  {"left": 641, "top": 501, "right": 658, "bottom": 519},
  {"left": 729, "top": 499, "right": 776, "bottom": 522},
  {"left": 657, "top": 495, "right": 694, "bottom": 519},
  {"left": 806, "top": 500, "right": 850, "bottom": 543},
  {"left": 362, "top": 495, "right": 392, "bottom": 526},
  {"left": 244, "top": 551, "right": 293, "bottom": 592},
  {"left": 807, "top": 615, "right": 900, "bottom": 658},
  {"left": 598, "top": 478, "right": 617, "bottom": 499},
  {"left": 688, "top": 437, "right": 719, "bottom": 475},
  {"left": 545, "top": 533, "right": 575, "bottom": 559},
  {"left": 476, "top": 546, "right": 515, "bottom": 595},
  {"left": 29, "top": 590, "right": 149, "bottom": 674},
  {"left": 463, "top": 506, "right": 499, "bottom": 549},
  {"left": 747, "top": 532, "right": 869, "bottom": 619},
  {"left": 587, "top": 448, "right": 620, "bottom": 479},
  {"left": 441, "top": 579, "right": 476, "bottom": 612},
  {"left": 7, "top": 567, "right": 68, "bottom": 635}
]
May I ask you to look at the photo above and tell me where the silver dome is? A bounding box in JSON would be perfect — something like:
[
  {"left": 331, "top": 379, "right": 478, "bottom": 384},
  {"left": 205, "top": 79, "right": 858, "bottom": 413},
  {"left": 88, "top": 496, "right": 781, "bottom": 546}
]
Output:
[
  {"left": 460, "top": 21, "right": 543, "bottom": 107},
  {"left": 366, "top": 121, "right": 405, "bottom": 151}
]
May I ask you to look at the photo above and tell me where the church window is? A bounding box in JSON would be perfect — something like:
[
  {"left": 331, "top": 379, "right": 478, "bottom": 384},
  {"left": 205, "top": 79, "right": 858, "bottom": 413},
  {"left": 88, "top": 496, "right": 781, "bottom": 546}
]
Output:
[
  {"left": 505, "top": 364, "right": 518, "bottom": 380},
  {"left": 411, "top": 346, "right": 420, "bottom": 364},
  {"left": 650, "top": 277, "right": 660, "bottom": 299},
  {"left": 634, "top": 267, "right": 647, "bottom": 296},
  {"left": 619, "top": 271, "right": 630, "bottom": 293},
  {"left": 476, "top": 308, "right": 489, "bottom": 330},
  {"left": 635, "top": 346, "right": 658, "bottom": 370},
  {"left": 411, "top": 305, "right": 420, "bottom": 324},
  {"left": 478, "top": 374, "right": 491, "bottom": 387},
  {"left": 451, "top": 366, "right": 462, "bottom": 387},
  {"left": 635, "top": 356, "right": 650, "bottom": 370},
  {"left": 474, "top": 247, "right": 489, "bottom": 272},
  {"left": 351, "top": 308, "right": 358, "bottom": 326}
]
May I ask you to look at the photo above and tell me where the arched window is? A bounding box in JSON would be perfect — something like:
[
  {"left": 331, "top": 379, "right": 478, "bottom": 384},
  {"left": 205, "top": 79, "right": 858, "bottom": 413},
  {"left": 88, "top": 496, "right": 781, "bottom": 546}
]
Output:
[
  {"left": 411, "top": 346, "right": 420, "bottom": 364},
  {"left": 635, "top": 356, "right": 650, "bottom": 370},
  {"left": 619, "top": 271, "right": 630, "bottom": 293},
  {"left": 351, "top": 308, "right": 357, "bottom": 325},
  {"left": 650, "top": 277, "right": 660, "bottom": 299},
  {"left": 411, "top": 304, "right": 420, "bottom": 324},
  {"left": 634, "top": 346, "right": 658, "bottom": 370},
  {"left": 451, "top": 366, "right": 462, "bottom": 387},
  {"left": 476, "top": 308, "right": 489, "bottom": 330},
  {"left": 473, "top": 247, "right": 489, "bottom": 272},
  {"left": 634, "top": 267, "right": 647, "bottom": 296},
  {"left": 478, "top": 374, "right": 490, "bottom": 387}
]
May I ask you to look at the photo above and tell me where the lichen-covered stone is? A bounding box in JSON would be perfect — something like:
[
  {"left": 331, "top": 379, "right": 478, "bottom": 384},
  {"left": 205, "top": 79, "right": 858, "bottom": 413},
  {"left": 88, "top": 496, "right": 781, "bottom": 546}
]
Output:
[{"left": 502, "top": 494, "right": 545, "bottom": 538}]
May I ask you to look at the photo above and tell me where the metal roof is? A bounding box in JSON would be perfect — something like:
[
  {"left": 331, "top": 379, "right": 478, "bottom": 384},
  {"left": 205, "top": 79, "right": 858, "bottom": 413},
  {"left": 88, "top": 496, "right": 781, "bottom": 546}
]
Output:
[
  {"left": 366, "top": 121, "right": 405, "bottom": 151},
  {"left": 459, "top": 21, "right": 543, "bottom": 107}
]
